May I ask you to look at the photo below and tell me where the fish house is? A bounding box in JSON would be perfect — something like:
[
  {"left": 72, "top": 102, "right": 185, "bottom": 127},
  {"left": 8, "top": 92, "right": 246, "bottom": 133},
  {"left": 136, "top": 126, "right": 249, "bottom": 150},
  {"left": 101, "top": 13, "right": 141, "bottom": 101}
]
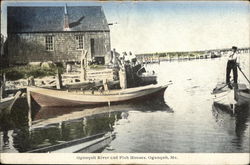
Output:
[{"left": 7, "top": 6, "right": 111, "bottom": 65}]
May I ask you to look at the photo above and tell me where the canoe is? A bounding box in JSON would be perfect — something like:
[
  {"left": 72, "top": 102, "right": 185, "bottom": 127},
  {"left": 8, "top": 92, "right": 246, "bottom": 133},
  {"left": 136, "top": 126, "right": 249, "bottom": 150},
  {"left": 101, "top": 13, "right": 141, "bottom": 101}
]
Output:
[
  {"left": 212, "top": 83, "right": 250, "bottom": 110},
  {"left": 0, "top": 97, "right": 15, "bottom": 112},
  {"left": 27, "top": 132, "right": 115, "bottom": 153},
  {"left": 237, "top": 87, "right": 250, "bottom": 105},
  {"left": 27, "top": 84, "right": 169, "bottom": 108},
  {"left": 0, "top": 91, "right": 22, "bottom": 113}
]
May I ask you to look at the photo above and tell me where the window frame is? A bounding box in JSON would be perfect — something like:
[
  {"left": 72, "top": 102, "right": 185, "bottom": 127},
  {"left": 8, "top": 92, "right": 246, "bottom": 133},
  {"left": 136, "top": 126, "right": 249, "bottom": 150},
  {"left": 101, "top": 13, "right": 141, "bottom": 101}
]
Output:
[
  {"left": 45, "top": 35, "right": 54, "bottom": 51},
  {"left": 75, "top": 35, "right": 84, "bottom": 50}
]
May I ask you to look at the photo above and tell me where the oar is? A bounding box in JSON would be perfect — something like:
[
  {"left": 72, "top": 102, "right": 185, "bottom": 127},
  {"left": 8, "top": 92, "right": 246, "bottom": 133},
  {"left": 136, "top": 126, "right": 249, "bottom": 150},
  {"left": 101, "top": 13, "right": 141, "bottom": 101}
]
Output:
[
  {"left": 237, "top": 65, "right": 250, "bottom": 84},
  {"left": 212, "top": 80, "right": 234, "bottom": 94}
]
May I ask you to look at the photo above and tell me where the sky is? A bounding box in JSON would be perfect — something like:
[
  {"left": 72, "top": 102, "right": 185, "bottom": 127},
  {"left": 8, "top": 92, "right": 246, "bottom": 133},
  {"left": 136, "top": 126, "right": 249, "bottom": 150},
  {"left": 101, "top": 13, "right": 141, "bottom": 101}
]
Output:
[{"left": 1, "top": 1, "right": 249, "bottom": 53}]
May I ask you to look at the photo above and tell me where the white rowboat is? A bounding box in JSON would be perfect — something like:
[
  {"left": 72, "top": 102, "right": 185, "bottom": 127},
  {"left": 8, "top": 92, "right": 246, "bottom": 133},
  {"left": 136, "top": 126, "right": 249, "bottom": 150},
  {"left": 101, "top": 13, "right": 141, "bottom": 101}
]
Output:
[{"left": 27, "top": 84, "right": 170, "bottom": 107}]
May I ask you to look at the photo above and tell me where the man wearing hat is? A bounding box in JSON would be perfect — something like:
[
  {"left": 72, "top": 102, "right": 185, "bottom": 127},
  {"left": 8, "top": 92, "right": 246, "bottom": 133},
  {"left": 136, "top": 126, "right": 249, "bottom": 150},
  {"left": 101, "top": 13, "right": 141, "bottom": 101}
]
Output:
[{"left": 226, "top": 46, "right": 239, "bottom": 89}]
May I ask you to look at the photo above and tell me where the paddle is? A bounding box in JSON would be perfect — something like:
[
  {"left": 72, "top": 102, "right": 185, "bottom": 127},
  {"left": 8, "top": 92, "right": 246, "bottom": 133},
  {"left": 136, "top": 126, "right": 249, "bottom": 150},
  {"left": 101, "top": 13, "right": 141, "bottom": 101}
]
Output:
[
  {"left": 237, "top": 65, "right": 250, "bottom": 84},
  {"left": 212, "top": 80, "right": 234, "bottom": 94}
]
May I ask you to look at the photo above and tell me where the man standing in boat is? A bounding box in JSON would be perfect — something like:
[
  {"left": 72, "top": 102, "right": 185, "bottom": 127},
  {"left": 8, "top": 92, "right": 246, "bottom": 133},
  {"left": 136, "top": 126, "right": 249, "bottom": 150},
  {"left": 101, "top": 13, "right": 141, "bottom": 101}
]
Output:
[{"left": 226, "top": 46, "right": 239, "bottom": 89}]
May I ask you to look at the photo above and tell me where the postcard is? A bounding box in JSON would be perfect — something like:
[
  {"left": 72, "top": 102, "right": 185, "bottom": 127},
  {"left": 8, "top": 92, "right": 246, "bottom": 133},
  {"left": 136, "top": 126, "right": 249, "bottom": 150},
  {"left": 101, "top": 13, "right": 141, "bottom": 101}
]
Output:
[{"left": 0, "top": 0, "right": 249, "bottom": 164}]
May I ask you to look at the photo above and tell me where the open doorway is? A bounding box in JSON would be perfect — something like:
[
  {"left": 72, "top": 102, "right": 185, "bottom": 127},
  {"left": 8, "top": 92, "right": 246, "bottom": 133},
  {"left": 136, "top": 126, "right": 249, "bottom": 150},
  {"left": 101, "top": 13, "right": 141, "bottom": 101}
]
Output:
[
  {"left": 90, "top": 38, "right": 95, "bottom": 58},
  {"left": 95, "top": 57, "right": 105, "bottom": 65}
]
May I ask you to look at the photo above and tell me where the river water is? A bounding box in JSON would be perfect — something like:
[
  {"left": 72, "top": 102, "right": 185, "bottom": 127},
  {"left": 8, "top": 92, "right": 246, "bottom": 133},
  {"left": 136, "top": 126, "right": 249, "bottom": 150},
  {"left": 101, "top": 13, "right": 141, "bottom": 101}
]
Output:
[{"left": 0, "top": 53, "right": 249, "bottom": 153}]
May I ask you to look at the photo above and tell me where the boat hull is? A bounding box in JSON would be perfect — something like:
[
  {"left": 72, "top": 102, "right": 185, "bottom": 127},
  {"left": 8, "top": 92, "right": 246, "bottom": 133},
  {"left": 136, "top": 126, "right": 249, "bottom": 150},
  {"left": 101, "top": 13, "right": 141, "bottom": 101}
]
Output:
[
  {"left": 237, "top": 91, "right": 250, "bottom": 106},
  {"left": 213, "top": 89, "right": 235, "bottom": 106},
  {"left": 0, "top": 98, "right": 15, "bottom": 112},
  {"left": 212, "top": 83, "right": 250, "bottom": 110},
  {"left": 27, "top": 132, "right": 114, "bottom": 153},
  {"left": 28, "top": 84, "right": 168, "bottom": 107}
]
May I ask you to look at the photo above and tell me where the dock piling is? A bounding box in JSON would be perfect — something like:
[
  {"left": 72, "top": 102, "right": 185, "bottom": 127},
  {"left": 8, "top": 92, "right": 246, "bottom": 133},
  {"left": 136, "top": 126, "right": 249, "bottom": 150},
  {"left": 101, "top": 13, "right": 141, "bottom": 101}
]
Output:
[
  {"left": 56, "top": 69, "right": 63, "bottom": 89},
  {"left": 119, "top": 69, "right": 127, "bottom": 89},
  {"left": 80, "top": 50, "right": 88, "bottom": 82},
  {"left": 1, "top": 73, "right": 6, "bottom": 98},
  {"left": 27, "top": 89, "right": 32, "bottom": 130}
]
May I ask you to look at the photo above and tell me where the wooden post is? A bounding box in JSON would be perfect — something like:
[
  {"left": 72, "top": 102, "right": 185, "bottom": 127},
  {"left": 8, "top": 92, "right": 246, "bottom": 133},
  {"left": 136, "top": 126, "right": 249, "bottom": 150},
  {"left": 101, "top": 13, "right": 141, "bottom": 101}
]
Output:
[
  {"left": 0, "top": 76, "right": 2, "bottom": 100},
  {"left": 103, "top": 79, "right": 109, "bottom": 91},
  {"left": 119, "top": 69, "right": 127, "bottom": 89},
  {"left": 66, "top": 63, "right": 72, "bottom": 73},
  {"left": 59, "top": 122, "right": 63, "bottom": 136},
  {"left": 56, "top": 68, "right": 62, "bottom": 89},
  {"left": 0, "top": 84, "right": 2, "bottom": 101},
  {"left": 80, "top": 58, "right": 84, "bottom": 82},
  {"left": 82, "top": 117, "right": 87, "bottom": 134},
  {"left": 28, "top": 76, "right": 35, "bottom": 86},
  {"left": 81, "top": 50, "right": 88, "bottom": 82},
  {"left": 1, "top": 73, "right": 6, "bottom": 98},
  {"left": 27, "top": 89, "right": 32, "bottom": 130}
]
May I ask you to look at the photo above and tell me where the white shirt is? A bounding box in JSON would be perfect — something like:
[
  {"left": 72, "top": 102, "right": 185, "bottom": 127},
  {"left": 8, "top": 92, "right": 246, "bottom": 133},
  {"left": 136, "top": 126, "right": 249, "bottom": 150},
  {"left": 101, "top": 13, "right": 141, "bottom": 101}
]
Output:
[
  {"left": 228, "top": 51, "right": 238, "bottom": 61},
  {"left": 124, "top": 55, "right": 130, "bottom": 61}
]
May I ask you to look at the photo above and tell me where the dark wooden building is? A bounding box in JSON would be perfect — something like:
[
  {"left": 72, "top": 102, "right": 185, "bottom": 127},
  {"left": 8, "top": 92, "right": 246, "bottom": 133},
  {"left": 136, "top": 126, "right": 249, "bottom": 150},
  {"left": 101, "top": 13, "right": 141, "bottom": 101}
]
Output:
[{"left": 7, "top": 6, "right": 111, "bottom": 65}]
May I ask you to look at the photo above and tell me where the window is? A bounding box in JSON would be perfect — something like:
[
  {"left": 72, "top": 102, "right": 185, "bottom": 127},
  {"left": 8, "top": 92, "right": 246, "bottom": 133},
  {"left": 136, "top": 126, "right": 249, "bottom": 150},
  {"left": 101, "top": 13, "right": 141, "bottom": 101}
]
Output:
[
  {"left": 45, "top": 36, "right": 54, "bottom": 51},
  {"left": 75, "top": 35, "right": 84, "bottom": 49}
]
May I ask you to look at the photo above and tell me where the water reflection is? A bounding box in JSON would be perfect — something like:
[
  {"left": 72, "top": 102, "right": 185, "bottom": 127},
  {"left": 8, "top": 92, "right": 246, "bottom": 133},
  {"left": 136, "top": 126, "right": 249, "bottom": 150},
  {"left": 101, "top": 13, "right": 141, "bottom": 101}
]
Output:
[
  {"left": 9, "top": 112, "right": 119, "bottom": 152},
  {"left": 0, "top": 95, "right": 171, "bottom": 152},
  {"left": 30, "top": 96, "right": 171, "bottom": 127},
  {"left": 234, "top": 105, "right": 250, "bottom": 150},
  {"left": 212, "top": 103, "right": 250, "bottom": 151}
]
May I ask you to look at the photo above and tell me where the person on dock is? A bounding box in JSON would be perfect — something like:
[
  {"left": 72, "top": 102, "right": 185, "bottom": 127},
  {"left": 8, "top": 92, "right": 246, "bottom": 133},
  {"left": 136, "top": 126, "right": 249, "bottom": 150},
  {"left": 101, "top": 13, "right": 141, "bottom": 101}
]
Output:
[
  {"left": 129, "top": 51, "right": 137, "bottom": 66},
  {"left": 123, "top": 52, "right": 130, "bottom": 64},
  {"left": 226, "top": 46, "right": 239, "bottom": 89}
]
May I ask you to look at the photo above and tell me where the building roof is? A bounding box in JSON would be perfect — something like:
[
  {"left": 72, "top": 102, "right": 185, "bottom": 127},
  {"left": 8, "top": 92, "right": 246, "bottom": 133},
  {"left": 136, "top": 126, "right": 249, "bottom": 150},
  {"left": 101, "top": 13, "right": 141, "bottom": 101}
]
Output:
[{"left": 7, "top": 6, "right": 110, "bottom": 33}]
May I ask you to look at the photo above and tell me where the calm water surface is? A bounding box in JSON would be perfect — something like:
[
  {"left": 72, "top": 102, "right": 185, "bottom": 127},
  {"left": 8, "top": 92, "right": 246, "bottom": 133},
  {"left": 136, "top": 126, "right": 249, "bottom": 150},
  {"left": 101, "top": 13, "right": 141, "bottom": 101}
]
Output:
[{"left": 0, "top": 53, "right": 249, "bottom": 153}]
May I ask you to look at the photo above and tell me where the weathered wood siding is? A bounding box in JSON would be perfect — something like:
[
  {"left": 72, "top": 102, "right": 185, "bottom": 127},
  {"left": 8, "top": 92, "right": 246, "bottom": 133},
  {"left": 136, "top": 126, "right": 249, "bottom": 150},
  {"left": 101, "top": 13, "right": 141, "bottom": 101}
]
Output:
[{"left": 7, "top": 31, "right": 111, "bottom": 64}]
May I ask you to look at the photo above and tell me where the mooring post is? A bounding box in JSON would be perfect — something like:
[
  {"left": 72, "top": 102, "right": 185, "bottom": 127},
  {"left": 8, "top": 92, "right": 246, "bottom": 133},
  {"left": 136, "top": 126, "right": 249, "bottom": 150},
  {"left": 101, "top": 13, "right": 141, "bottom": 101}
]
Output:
[
  {"left": 82, "top": 117, "right": 87, "bottom": 134},
  {"left": 119, "top": 68, "right": 127, "bottom": 89},
  {"left": 56, "top": 68, "right": 62, "bottom": 89},
  {"left": 0, "top": 75, "right": 2, "bottom": 100},
  {"left": 1, "top": 73, "right": 6, "bottom": 98},
  {"left": 103, "top": 79, "right": 109, "bottom": 92},
  {"left": 80, "top": 50, "right": 87, "bottom": 82},
  {"left": 66, "top": 63, "right": 72, "bottom": 73},
  {"left": 0, "top": 84, "right": 2, "bottom": 101},
  {"left": 58, "top": 121, "right": 63, "bottom": 136},
  {"left": 80, "top": 58, "right": 84, "bottom": 82},
  {"left": 108, "top": 100, "right": 110, "bottom": 107},
  {"left": 28, "top": 76, "right": 35, "bottom": 86},
  {"left": 27, "top": 89, "right": 32, "bottom": 130}
]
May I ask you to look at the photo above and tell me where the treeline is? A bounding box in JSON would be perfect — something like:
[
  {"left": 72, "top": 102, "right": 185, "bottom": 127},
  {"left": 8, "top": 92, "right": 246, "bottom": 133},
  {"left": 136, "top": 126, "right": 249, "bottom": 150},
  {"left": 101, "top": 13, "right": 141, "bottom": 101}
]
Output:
[{"left": 136, "top": 51, "right": 205, "bottom": 58}]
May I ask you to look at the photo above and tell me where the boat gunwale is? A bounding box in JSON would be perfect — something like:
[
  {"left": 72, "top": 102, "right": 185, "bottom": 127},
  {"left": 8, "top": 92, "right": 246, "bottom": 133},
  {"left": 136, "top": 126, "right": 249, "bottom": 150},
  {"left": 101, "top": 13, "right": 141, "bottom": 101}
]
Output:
[
  {"left": 26, "top": 132, "right": 111, "bottom": 153},
  {"left": 27, "top": 84, "right": 168, "bottom": 96},
  {"left": 30, "top": 86, "right": 166, "bottom": 103},
  {"left": 27, "top": 84, "right": 169, "bottom": 107}
]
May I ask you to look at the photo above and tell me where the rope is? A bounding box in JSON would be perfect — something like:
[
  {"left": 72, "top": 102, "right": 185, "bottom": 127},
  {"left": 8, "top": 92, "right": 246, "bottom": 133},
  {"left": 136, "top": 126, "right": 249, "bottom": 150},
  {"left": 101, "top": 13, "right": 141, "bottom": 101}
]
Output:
[{"left": 237, "top": 65, "right": 250, "bottom": 84}]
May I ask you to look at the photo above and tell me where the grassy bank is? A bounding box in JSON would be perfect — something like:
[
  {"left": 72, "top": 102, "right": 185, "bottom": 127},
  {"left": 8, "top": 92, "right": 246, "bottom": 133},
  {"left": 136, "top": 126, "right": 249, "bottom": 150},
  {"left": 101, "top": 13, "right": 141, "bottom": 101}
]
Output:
[{"left": 2, "top": 65, "right": 63, "bottom": 81}]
